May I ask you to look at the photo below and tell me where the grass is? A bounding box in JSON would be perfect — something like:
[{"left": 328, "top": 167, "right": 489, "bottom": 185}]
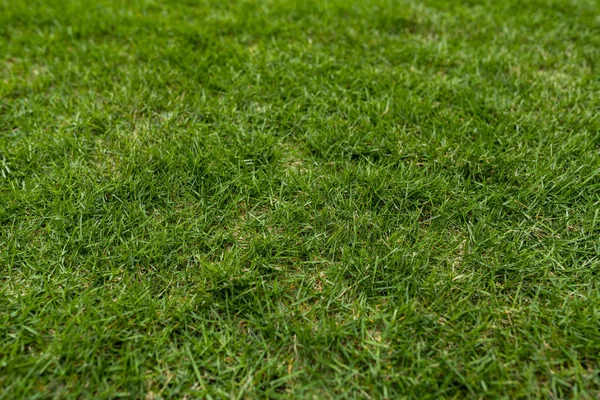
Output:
[{"left": 1, "top": 0, "right": 600, "bottom": 397}]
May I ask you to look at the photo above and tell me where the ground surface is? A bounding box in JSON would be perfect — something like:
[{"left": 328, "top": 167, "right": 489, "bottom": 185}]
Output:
[{"left": 1, "top": 0, "right": 600, "bottom": 398}]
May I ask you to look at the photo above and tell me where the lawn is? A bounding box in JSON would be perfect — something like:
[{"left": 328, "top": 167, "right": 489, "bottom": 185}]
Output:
[{"left": 1, "top": 0, "right": 600, "bottom": 398}]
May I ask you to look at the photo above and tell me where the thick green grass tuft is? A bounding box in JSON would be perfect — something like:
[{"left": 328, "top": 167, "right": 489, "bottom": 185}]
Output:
[{"left": 1, "top": 0, "right": 600, "bottom": 398}]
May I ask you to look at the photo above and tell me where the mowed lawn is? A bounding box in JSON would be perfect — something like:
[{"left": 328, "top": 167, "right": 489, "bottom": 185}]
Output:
[{"left": 1, "top": 0, "right": 600, "bottom": 397}]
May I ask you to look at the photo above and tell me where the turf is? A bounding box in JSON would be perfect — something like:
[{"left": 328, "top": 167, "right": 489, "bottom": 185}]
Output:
[{"left": 1, "top": 0, "right": 600, "bottom": 398}]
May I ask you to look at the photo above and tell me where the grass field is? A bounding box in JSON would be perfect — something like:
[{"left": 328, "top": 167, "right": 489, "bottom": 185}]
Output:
[{"left": 1, "top": 0, "right": 600, "bottom": 397}]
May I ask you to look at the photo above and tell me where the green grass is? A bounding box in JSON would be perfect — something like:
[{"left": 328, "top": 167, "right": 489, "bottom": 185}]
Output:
[{"left": 1, "top": 0, "right": 600, "bottom": 397}]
